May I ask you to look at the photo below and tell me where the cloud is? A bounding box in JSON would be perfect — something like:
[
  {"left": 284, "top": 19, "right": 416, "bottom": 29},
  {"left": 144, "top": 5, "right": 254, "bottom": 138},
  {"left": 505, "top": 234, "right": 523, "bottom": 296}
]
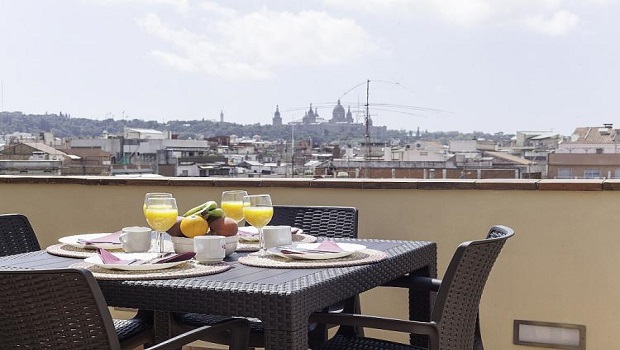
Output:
[
  {"left": 137, "top": 6, "right": 379, "bottom": 79},
  {"left": 324, "top": 0, "right": 581, "bottom": 32},
  {"left": 524, "top": 10, "right": 580, "bottom": 36}
]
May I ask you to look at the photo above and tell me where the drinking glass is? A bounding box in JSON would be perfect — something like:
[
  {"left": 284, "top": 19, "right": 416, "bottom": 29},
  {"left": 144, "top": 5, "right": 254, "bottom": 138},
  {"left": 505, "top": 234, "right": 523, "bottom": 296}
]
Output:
[
  {"left": 144, "top": 196, "right": 178, "bottom": 254},
  {"left": 143, "top": 192, "right": 173, "bottom": 216},
  {"left": 242, "top": 194, "right": 273, "bottom": 256},
  {"left": 221, "top": 190, "right": 248, "bottom": 224}
]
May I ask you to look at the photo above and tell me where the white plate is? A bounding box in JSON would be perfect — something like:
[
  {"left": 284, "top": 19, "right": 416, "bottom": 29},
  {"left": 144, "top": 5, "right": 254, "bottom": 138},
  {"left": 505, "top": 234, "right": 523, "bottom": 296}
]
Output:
[
  {"left": 268, "top": 242, "right": 366, "bottom": 260},
  {"left": 84, "top": 253, "right": 189, "bottom": 271},
  {"left": 238, "top": 227, "right": 303, "bottom": 242},
  {"left": 59, "top": 233, "right": 123, "bottom": 250}
]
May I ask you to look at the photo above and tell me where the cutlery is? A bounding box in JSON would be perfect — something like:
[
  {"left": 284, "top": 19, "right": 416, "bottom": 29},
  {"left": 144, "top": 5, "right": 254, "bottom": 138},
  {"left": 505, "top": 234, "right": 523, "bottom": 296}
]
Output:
[
  {"left": 127, "top": 252, "right": 174, "bottom": 265},
  {"left": 277, "top": 247, "right": 338, "bottom": 254}
]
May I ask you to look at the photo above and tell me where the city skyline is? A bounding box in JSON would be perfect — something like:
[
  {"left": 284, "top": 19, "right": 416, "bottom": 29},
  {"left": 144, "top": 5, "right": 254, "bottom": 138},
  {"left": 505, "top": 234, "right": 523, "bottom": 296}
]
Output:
[{"left": 1, "top": 1, "right": 619, "bottom": 136}]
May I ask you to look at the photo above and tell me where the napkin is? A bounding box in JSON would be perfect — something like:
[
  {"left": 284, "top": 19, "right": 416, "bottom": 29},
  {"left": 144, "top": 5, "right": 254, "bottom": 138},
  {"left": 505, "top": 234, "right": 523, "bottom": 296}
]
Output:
[
  {"left": 97, "top": 249, "right": 195, "bottom": 265},
  {"left": 237, "top": 227, "right": 259, "bottom": 237},
  {"left": 279, "top": 241, "right": 345, "bottom": 255},
  {"left": 78, "top": 231, "right": 122, "bottom": 245},
  {"left": 315, "top": 240, "right": 345, "bottom": 253}
]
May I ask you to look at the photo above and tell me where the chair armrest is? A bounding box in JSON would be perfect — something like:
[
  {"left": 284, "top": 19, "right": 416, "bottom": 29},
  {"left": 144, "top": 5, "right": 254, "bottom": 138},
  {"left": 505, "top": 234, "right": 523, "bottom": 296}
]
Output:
[
  {"left": 146, "top": 318, "right": 250, "bottom": 350},
  {"left": 383, "top": 275, "right": 442, "bottom": 292},
  {"left": 309, "top": 312, "right": 439, "bottom": 349}
]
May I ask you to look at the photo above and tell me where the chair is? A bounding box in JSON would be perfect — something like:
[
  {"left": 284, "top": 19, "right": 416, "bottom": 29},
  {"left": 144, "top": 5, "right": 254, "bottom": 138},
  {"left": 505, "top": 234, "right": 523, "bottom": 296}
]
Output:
[
  {"left": 174, "top": 205, "right": 359, "bottom": 348},
  {"left": 0, "top": 213, "right": 41, "bottom": 255},
  {"left": 0, "top": 213, "right": 153, "bottom": 350},
  {"left": 308, "top": 225, "right": 515, "bottom": 350},
  {"left": 0, "top": 268, "right": 251, "bottom": 350}
]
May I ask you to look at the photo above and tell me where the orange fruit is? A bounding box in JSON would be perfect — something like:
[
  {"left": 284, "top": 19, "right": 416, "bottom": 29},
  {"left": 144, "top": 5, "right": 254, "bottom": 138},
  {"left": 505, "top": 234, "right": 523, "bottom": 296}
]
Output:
[{"left": 180, "top": 215, "right": 209, "bottom": 238}]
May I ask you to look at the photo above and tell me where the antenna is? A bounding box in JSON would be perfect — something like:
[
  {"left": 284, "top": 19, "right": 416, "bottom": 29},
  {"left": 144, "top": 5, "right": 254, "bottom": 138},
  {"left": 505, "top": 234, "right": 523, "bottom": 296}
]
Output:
[{"left": 365, "top": 79, "right": 370, "bottom": 178}]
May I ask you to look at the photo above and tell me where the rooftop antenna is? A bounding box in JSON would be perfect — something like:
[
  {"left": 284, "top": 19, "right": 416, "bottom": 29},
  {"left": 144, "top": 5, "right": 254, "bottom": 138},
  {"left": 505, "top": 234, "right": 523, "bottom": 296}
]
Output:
[
  {"left": 365, "top": 79, "right": 370, "bottom": 178},
  {"left": 1, "top": 80, "right": 4, "bottom": 112}
]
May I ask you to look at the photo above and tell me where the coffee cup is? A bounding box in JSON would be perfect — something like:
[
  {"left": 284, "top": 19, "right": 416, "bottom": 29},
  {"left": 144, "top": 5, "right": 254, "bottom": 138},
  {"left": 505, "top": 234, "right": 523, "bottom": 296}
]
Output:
[
  {"left": 194, "top": 235, "right": 226, "bottom": 263},
  {"left": 263, "top": 225, "right": 293, "bottom": 249},
  {"left": 120, "top": 226, "right": 152, "bottom": 253}
]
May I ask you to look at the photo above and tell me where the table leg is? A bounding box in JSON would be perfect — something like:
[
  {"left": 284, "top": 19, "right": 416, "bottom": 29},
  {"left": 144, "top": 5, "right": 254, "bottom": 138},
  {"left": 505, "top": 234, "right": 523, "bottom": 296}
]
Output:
[
  {"left": 263, "top": 322, "right": 308, "bottom": 349},
  {"left": 153, "top": 310, "right": 174, "bottom": 344}
]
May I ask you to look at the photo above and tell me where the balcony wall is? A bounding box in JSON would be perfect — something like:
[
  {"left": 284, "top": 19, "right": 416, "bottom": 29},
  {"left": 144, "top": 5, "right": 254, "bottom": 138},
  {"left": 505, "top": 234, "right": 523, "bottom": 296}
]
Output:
[{"left": 1, "top": 175, "right": 618, "bottom": 349}]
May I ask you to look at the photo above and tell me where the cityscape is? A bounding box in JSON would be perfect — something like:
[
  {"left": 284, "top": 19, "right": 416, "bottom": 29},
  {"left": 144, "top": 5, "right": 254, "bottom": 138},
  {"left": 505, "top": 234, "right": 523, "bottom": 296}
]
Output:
[{"left": 0, "top": 105, "right": 616, "bottom": 180}]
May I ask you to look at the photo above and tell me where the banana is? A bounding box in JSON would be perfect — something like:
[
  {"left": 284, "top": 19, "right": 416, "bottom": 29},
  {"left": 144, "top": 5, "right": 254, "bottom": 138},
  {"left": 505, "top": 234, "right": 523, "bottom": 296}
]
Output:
[
  {"left": 207, "top": 207, "right": 225, "bottom": 218},
  {"left": 183, "top": 200, "right": 217, "bottom": 217}
]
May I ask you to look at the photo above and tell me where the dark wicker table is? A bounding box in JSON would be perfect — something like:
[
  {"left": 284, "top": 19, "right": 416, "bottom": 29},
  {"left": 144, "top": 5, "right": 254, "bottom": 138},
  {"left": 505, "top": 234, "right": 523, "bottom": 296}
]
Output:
[{"left": 0, "top": 238, "right": 436, "bottom": 350}]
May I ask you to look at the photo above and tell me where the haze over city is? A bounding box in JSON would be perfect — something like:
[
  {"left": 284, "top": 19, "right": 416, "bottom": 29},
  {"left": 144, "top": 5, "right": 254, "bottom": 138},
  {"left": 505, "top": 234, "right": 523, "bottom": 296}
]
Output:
[{"left": 1, "top": 0, "right": 619, "bottom": 136}]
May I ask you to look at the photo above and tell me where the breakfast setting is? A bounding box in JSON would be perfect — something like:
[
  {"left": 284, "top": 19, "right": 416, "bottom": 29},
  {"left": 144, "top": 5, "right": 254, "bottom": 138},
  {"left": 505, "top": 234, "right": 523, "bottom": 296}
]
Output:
[{"left": 46, "top": 190, "right": 385, "bottom": 280}]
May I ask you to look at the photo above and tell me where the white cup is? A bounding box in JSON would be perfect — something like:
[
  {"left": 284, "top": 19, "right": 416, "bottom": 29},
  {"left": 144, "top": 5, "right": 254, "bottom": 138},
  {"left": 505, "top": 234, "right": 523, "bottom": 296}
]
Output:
[
  {"left": 120, "top": 226, "right": 152, "bottom": 253},
  {"left": 263, "top": 225, "right": 293, "bottom": 249},
  {"left": 194, "top": 235, "right": 226, "bottom": 263}
]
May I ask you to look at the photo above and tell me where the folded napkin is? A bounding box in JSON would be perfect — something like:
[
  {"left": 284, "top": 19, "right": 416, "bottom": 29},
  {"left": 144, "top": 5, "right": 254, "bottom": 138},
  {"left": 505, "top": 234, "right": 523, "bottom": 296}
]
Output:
[
  {"left": 279, "top": 241, "right": 345, "bottom": 255},
  {"left": 237, "top": 227, "right": 259, "bottom": 237},
  {"left": 78, "top": 231, "right": 122, "bottom": 245},
  {"left": 97, "top": 249, "right": 195, "bottom": 265}
]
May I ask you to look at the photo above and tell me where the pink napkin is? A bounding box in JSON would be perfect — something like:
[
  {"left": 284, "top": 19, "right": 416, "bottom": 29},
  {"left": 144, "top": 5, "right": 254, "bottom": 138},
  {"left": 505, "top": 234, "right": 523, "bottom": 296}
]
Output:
[
  {"left": 78, "top": 231, "right": 122, "bottom": 245},
  {"left": 97, "top": 249, "right": 195, "bottom": 265},
  {"left": 237, "top": 227, "right": 259, "bottom": 237},
  {"left": 316, "top": 240, "right": 344, "bottom": 252},
  {"left": 97, "top": 248, "right": 135, "bottom": 264}
]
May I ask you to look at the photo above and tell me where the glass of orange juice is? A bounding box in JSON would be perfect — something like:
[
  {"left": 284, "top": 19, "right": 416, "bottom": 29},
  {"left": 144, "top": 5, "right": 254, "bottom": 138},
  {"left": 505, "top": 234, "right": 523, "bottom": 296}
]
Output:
[
  {"left": 143, "top": 192, "right": 173, "bottom": 216},
  {"left": 144, "top": 196, "right": 178, "bottom": 254},
  {"left": 221, "top": 190, "right": 248, "bottom": 224},
  {"left": 242, "top": 194, "right": 273, "bottom": 256}
]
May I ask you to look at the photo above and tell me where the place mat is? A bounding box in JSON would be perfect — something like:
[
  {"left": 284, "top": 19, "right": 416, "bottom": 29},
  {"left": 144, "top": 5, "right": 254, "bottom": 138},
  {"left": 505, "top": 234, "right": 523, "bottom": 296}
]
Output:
[
  {"left": 237, "top": 249, "right": 387, "bottom": 269},
  {"left": 46, "top": 241, "right": 174, "bottom": 259},
  {"left": 236, "top": 233, "right": 317, "bottom": 252},
  {"left": 69, "top": 261, "right": 231, "bottom": 280}
]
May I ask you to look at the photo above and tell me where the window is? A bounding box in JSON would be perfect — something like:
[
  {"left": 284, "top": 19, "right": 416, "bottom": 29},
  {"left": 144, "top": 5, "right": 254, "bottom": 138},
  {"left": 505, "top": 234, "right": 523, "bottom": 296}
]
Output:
[
  {"left": 614, "top": 169, "right": 620, "bottom": 179},
  {"left": 584, "top": 169, "right": 601, "bottom": 179},
  {"left": 596, "top": 148, "right": 603, "bottom": 154},
  {"left": 557, "top": 168, "right": 572, "bottom": 179}
]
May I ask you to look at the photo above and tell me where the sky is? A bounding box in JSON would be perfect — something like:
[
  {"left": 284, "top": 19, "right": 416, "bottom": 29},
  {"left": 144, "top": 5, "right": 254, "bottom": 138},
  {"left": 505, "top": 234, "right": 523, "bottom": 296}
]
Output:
[{"left": 1, "top": 0, "right": 619, "bottom": 136}]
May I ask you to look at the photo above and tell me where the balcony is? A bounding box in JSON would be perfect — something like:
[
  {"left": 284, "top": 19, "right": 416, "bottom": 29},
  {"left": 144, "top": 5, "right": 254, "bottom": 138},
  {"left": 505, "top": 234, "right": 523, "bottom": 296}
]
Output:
[{"left": 0, "top": 175, "right": 615, "bottom": 349}]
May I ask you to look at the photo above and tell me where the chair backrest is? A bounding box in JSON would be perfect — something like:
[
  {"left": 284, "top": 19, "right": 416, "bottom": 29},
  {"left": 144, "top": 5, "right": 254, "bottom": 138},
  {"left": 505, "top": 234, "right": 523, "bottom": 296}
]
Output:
[
  {"left": 0, "top": 268, "right": 122, "bottom": 349},
  {"left": 269, "top": 205, "right": 358, "bottom": 238},
  {"left": 430, "top": 225, "right": 515, "bottom": 350},
  {"left": 0, "top": 213, "right": 41, "bottom": 256}
]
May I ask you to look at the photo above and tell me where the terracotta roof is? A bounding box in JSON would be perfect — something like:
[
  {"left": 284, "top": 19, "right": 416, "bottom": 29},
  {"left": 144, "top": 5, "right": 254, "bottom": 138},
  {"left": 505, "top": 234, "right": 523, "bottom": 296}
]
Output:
[{"left": 566, "top": 127, "right": 617, "bottom": 144}]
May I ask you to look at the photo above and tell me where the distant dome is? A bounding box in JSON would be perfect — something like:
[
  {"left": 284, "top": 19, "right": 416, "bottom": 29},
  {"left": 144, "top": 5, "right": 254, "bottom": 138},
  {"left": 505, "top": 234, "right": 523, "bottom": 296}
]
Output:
[{"left": 331, "top": 100, "right": 346, "bottom": 123}]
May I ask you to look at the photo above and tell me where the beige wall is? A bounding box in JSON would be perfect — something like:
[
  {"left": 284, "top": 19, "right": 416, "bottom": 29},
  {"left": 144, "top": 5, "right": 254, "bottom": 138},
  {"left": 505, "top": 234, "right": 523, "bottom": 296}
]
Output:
[{"left": 0, "top": 176, "right": 616, "bottom": 349}]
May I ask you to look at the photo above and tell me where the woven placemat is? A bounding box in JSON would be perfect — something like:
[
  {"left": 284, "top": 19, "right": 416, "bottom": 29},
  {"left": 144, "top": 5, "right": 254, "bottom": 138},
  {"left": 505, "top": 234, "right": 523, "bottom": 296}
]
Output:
[
  {"left": 69, "top": 260, "right": 231, "bottom": 280},
  {"left": 238, "top": 249, "right": 387, "bottom": 269},
  {"left": 236, "top": 233, "right": 317, "bottom": 252},
  {"left": 47, "top": 241, "right": 174, "bottom": 258}
]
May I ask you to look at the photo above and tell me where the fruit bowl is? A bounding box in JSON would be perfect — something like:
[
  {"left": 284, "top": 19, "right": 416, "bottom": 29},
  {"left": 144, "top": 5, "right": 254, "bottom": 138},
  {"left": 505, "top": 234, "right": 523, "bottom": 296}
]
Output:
[{"left": 171, "top": 235, "right": 238, "bottom": 257}]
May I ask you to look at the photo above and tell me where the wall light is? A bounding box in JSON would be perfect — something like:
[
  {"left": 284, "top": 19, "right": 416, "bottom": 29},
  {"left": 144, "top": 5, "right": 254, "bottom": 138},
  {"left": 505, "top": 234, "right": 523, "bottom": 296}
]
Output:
[{"left": 514, "top": 320, "right": 585, "bottom": 349}]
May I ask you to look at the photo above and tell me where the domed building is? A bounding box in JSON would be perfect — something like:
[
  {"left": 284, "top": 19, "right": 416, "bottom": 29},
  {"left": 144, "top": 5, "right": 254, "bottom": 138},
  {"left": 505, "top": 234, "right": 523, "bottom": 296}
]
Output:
[
  {"left": 330, "top": 100, "right": 346, "bottom": 123},
  {"left": 302, "top": 104, "right": 318, "bottom": 124}
]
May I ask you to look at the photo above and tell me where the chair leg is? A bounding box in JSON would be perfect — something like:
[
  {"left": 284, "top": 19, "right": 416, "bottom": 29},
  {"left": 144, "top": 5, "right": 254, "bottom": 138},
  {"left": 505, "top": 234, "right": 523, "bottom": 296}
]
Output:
[{"left": 473, "top": 313, "right": 484, "bottom": 350}]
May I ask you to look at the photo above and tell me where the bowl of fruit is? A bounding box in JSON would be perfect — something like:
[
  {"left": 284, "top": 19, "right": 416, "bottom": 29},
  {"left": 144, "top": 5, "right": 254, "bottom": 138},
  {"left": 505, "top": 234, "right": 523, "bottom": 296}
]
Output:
[{"left": 167, "top": 201, "right": 239, "bottom": 257}]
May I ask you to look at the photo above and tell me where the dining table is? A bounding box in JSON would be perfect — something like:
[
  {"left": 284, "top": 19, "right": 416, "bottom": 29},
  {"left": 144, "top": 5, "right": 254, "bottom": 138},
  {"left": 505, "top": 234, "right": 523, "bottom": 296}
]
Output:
[{"left": 0, "top": 238, "right": 437, "bottom": 350}]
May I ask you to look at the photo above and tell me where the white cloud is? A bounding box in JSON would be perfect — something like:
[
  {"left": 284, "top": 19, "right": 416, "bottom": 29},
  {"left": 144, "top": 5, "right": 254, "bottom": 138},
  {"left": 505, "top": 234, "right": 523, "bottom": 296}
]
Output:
[
  {"left": 324, "top": 0, "right": 581, "bottom": 32},
  {"left": 524, "top": 10, "right": 580, "bottom": 37},
  {"left": 137, "top": 7, "right": 379, "bottom": 79}
]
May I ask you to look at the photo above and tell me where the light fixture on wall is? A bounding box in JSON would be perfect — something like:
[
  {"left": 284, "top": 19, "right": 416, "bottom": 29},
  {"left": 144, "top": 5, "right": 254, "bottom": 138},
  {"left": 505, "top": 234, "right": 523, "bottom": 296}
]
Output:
[{"left": 514, "top": 320, "right": 585, "bottom": 349}]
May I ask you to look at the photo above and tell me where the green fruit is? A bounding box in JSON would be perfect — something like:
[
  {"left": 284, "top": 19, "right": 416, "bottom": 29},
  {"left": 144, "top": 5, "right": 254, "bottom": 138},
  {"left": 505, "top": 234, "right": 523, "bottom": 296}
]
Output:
[{"left": 183, "top": 201, "right": 217, "bottom": 217}]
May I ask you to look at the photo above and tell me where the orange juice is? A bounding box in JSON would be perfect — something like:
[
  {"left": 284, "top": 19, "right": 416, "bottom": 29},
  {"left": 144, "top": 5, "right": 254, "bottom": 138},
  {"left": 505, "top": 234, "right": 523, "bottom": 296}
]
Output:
[
  {"left": 145, "top": 205, "right": 178, "bottom": 231},
  {"left": 243, "top": 206, "right": 273, "bottom": 229},
  {"left": 221, "top": 201, "right": 244, "bottom": 222}
]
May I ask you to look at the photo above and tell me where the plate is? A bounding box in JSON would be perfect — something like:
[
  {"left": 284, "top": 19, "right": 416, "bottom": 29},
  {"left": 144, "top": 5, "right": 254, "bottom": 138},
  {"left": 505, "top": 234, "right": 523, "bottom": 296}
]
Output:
[
  {"left": 59, "top": 233, "right": 123, "bottom": 250},
  {"left": 84, "top": 253, "right": 189, "bottom": 271},
  {"left": 238, "top": 227, "right": 303, "bottom": 242},
  {"left": 267, "top": 242, "right": 366, "bottom": 260}
]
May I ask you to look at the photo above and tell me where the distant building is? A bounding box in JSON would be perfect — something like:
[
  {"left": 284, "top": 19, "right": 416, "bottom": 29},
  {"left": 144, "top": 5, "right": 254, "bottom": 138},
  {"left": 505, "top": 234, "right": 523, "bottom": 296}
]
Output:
[
  {"left": 548, "top": 124, "right": 620, "bottom": 179},
  {"left": 272, "top": 106, "right": 282, "bottom": 126}
]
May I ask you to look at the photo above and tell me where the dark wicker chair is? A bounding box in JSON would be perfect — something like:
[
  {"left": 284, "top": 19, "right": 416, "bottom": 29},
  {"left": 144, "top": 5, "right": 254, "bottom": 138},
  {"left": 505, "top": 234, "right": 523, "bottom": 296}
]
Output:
[
  {"left": 308, "top": 225, "right": 515, "bottom": 350},
  {"left": 174, "top": 205, "right": 359, "bottom": 348},
  {"left": 0, "top": 268, "right": 251, "bottom": 350},
  {"left": 0, "top": 213, "right": 41, "bottom": 255},
  {"left": 0, "top": 213, "right": 156, "bottom": 350}
]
